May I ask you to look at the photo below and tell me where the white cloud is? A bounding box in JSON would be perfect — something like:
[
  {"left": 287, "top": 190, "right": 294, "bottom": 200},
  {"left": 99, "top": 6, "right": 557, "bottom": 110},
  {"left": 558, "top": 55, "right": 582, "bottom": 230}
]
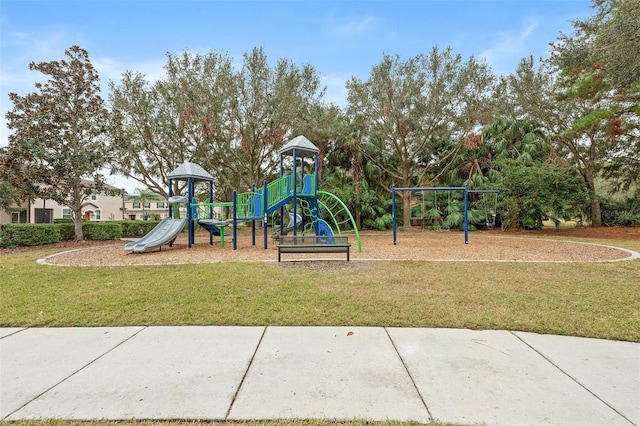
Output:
[
  {"left": 93, "top": 56, "right": 167, "bottom": 87},
  {"left": 478, "top": 18, "right": 539, "bottom": 75},
  {"left": 321, "top": 73, "right": 349, "bottom": 108},
  {"left": 328, "top": 12, "right": 377, "bottom": 37}
]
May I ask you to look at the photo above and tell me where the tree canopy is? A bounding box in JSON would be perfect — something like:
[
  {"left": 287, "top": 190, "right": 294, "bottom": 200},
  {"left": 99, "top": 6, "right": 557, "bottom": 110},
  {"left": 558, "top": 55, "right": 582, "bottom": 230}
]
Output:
[
  {"left": 110, "top": 47, "right": 323, "bottom": 200},
  {"left": 2, "top": 46, "right": 116, "bottom": 239},
  {"left": 5, "top": 0, "right": 639, "bottom": 230}
]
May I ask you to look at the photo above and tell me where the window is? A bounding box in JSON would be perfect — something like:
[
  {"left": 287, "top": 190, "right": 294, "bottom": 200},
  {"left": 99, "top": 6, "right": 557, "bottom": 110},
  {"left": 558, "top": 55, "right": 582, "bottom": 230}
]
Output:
[
  {"left": 144, "top": 202, "right": 150, "bottom": 208},
  {"left": 133, "top": 202, "right": 141, "bottom": 209},
  {"left": 157, "top": 202, "right": 166, "bottom": 208},
  {"left": 11, "top": 211, "right": 26, "bottom": 223},
  {"left": 129, "top": 214, "right": 136, "bottom": 220},
  {"left": 95, "top": 209, "right": 101, "bottom": 220},
  {"left": 91, "top": 193, "right": 97, "bottom": 201},
  {"left": 62, "top": 208, "right": 72, "bottom": 219}
]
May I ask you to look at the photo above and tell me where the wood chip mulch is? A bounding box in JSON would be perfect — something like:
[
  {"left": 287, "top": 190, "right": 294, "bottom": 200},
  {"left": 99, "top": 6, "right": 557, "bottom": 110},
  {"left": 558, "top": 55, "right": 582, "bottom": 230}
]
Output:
[{"left": 16, "top": 227, "right": 638, "bottom": 267}]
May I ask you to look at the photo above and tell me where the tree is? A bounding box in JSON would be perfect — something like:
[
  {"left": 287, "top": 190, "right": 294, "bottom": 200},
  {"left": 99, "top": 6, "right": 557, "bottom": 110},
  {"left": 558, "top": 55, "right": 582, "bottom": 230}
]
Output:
[
  {"left": 110, "top": 48, "right": 324, "bottom": 201},
  {"left": 2, "top": 46, "right": 116, "bottom": 240},
  {"left": 0, "top": 179, "right": 22, "bottom": 216},
  {"left": 222, "top": 47, "right": 324, "bottom": 190},
  {"left": 497, "top": 54, "right": 628, "bottom": 227},
  {"left": 346, "top": 48, "right": 496, "bottom": 227},
  {"left": 548, "top": 0, "right": 640, "bottom": 225},
  {"left": 110, "top": 50, "right": 236, "bottom": 199},
  {"left": 498, "top": 162, "right": 589, "bottom": 230},
  {"left": 447, "top": 117, "right": 550, "bottom": 188},
  {"left": 128, "top": 188, "right": 160, "bottom": 220}
]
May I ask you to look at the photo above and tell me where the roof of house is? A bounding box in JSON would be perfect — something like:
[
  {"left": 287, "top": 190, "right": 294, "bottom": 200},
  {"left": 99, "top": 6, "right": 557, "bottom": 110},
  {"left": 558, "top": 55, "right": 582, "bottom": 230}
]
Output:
[
  {"left": 80, "top": 179, "right": 124, "bottom": 194},
  {"left": 167, "top": 162, "right": 214, "bottom": 181},
  {"left": 277, "top": 135, "right": 319, "bottom": 157}
]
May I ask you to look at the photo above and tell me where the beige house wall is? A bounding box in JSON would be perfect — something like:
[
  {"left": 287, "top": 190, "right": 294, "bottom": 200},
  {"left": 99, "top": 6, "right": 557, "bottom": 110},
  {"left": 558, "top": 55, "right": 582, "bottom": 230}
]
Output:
[
  {"left": 123, "top": 198, "right": 171, "bottom": 221},
  {"left": 0, "top": 193, "right": 127, "bottom": 224},
  {"left": 1, "top": 190, "right": 183, "bottom": 224}
]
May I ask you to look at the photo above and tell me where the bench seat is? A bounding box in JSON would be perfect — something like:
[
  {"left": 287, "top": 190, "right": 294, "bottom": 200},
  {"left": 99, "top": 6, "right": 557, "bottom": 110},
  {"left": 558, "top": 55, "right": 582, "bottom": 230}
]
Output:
[{"left": 277, "top": 235, "right": 351, "bottom": 262}]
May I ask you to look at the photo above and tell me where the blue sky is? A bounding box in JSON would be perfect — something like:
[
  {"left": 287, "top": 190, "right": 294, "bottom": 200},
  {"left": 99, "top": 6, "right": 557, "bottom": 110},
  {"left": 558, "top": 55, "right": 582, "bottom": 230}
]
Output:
[{"left": 0, "top": 0, "right": 592, "bottom": 191}]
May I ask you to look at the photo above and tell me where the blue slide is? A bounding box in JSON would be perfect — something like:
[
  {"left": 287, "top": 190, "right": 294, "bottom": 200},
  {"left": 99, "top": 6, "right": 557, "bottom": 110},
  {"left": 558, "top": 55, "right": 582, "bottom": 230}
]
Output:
[{"left": 124, "top": 216, "right": 188, "bottom": 253}]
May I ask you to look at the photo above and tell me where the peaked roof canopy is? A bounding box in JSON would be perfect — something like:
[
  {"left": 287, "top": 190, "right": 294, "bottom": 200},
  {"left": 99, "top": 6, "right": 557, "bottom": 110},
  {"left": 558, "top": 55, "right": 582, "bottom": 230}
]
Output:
[
  {"left": 167, "top": 162, "right": 214, "bottom": 181},
  {"left": 278, "top": 135, "right": 319, "bottom": 157}
]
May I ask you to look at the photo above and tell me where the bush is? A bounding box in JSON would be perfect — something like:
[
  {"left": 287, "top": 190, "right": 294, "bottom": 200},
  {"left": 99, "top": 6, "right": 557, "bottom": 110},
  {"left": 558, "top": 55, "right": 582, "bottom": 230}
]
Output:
[
  {"left": 120, "top": 220, "right": 160, "bottom": 237},
  {"left": 498, "top": 163, "right": 589, "bottom": 230},
  {"left": 82, "top": 222, "right": 123, "bottom": 240},
  {"left": 600, "top": 196, "right": 640, "bottom": 226},
  {"left": 57, "top": 223, "right": 75, "bottom": 241},
  {"left": 53, "top": 218, "right": 74, "bottom": 224},
  {"left": 0, "top": 224, "right": 61, "bottom": 247}
]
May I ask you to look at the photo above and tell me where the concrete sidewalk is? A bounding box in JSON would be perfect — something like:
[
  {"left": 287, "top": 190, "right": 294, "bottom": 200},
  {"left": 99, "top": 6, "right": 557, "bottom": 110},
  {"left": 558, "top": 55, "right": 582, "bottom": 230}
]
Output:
[{"left": 1, "top": 326, "right": 638, "bottom": 425}]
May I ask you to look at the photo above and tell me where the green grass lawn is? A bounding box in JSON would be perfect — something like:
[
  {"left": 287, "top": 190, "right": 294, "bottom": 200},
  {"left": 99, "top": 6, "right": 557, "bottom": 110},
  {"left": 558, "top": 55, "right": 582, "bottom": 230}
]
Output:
[{"left": 1, "top": 236, "right": 639, "bottom": 342}]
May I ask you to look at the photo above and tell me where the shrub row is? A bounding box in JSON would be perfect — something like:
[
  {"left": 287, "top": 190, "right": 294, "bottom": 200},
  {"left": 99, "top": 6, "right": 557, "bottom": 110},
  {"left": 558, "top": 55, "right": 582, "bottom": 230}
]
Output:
[
  {"left": 600, "top": 197, "right": 640, "bottom": 227},
  {"left": 117, "top": 220, "right": 161, "bottom": 237},
  {"left": 0, "top": 220, "right": 158, "bottom": 248},
  {"left": 0, "top": 224, "right": 62, "bottom": 248}
]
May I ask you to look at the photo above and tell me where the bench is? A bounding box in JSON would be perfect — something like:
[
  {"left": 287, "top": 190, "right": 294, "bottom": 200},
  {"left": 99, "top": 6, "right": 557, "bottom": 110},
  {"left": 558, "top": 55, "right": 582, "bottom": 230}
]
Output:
[{"left": 277, "top": 235, "right": 351, "bottom": 262}]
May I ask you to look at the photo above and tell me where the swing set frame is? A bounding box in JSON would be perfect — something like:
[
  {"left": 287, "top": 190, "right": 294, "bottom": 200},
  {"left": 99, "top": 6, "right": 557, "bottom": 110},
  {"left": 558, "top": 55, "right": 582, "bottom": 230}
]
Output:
[{"left": 391, "top": 185, "right": 499, "bottom": 245}]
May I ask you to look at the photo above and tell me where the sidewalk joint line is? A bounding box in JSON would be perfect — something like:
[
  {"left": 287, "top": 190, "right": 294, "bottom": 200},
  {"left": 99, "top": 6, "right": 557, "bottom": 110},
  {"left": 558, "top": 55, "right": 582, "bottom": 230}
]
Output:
[
  {"left": 3, "top": 326, "right": 147, "bottom": 420},
  {"left": 384, "top": 327, "right": 433, "bottom": 422},
  {"left": 225, "top": 325, "right": 267, "bottom": 419},
  {"left": 0, "top": 327, "right": 28, "bottom": 340},
  {"left": 511, "top": 331, "right": 636, "bottom": 426}
]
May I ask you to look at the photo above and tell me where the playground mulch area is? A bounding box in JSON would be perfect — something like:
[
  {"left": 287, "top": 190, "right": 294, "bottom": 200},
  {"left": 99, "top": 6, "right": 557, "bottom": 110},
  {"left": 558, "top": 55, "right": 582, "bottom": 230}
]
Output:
[{"left": 34, "top": 227, "right": 639, "bottom": 266}]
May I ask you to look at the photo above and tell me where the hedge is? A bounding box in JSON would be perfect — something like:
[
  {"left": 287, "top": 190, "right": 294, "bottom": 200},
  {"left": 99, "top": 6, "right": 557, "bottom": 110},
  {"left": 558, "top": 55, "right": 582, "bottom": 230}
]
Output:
[
  {"left": 82, "top": 222, "right": 123, "bottom": 240},
  {"left": 118, "top": 220, "right": 161, "bottom": 237},
  {"left": 0, "top": 220, "right": 194, "bottom": 247},
  {"left": 57, "top": 223, "right": 76, "bottom": 241},
  {"left": 0, "top": 224, "right": 61, "bottom": 248},
  {"left": 1, "top": 222, "right": 124, "bottom": 247}
]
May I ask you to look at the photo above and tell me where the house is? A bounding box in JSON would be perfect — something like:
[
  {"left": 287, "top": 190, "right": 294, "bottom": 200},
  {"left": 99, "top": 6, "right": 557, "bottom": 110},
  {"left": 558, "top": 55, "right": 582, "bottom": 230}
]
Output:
[
  {"left": 0, "top": 183, "right": 127, "bottom": 224},
  {"left": 123, "top": 197, "right": 170, "bottom": 221},
  {"left": 0, "top": 181, "right": 182, "bottom": 224}
]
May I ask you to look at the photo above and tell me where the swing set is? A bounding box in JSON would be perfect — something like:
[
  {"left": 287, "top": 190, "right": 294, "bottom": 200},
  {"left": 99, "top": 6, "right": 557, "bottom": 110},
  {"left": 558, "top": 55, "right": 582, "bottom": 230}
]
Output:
[{"left": 391, "top": 185, "right": 498, "bottom": 245}]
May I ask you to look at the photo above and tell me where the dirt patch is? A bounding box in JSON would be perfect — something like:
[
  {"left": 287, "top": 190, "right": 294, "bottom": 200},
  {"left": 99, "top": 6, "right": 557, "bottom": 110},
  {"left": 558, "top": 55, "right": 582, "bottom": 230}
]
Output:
[{"left": 28, "top": 226, "right": 639, "bottom": 267}]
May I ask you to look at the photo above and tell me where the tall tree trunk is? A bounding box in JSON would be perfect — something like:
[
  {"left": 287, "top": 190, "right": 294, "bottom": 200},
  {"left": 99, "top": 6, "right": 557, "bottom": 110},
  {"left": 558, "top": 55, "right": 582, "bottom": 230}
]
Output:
[
  {"left": 590, "top": 199, "right": 602, "bottom": 227},
  {"left": 584, "top": 170, "right": 602, "bottom": 227},
  {"left": 402, "top": 191, "right": 412, "bottom": 228},
  {"left": 74, "top": 213, "right": 83, "bottom": 241},
  {"left": 401, "top": 170, "right": 412, "bottom": 228}
]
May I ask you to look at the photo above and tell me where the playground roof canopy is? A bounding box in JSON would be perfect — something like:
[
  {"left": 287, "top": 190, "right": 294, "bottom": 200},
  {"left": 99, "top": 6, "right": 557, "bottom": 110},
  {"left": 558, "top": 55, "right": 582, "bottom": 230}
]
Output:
[
  {"left": 278, "top": 135, "right": 319, "bottom": 157},
  {"left": 167, "top": 161, "right": 214, "bottom": 182}
]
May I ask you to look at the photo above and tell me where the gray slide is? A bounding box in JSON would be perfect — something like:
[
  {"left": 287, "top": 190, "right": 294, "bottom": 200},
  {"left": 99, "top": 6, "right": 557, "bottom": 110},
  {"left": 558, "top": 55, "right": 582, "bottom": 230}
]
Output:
[{"left": 124, "top": 216, "right": 187, "bottom": 253}]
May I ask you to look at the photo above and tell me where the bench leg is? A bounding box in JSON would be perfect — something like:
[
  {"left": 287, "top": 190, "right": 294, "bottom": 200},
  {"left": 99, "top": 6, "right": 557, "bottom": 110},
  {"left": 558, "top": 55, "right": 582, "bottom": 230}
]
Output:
[
  {"left": 278, "top": 249, "right": 281, "bottom": 262},
  {"left": 347, "top": 248, "right": 350, "bottom": 261}
]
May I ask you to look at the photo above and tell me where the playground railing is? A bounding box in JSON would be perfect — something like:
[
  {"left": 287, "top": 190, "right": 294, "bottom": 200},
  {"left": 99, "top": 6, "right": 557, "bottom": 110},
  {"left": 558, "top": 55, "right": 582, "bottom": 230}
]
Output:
[
  {"left": 267, "top": 176, "right": 289, "bottom": 209},
  {"left": 194, "top": 201, "right": 232, "bottom": 222},
  {"left": 228, "top": 192, "right": 257, "bottom": 221}
]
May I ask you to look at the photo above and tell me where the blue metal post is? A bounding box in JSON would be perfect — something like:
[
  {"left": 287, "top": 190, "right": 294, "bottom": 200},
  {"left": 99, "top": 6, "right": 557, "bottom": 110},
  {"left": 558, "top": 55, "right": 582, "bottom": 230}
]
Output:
[
  {"left": 251, "top": 183, "right": 256, "bottom": 246},
  {"left": 263, "top": 180, "right": 268, "bottom": 249},
  {"left": 315, "top": 153, "right": 319, "bottom": 193},
  {"left": 168, "top": 179, "right": 173, "bottom": 218},
  {"left": 463, "top": 184, "right": 469, "bottom": 244},
  {"left": 209, "top": 183, "right": 214, "bottom": 246},
  {"left": 188, "top": 177, "right": 193, "bottom": 248},
  {"left": 232, "top": 190, "right": 237, "bottom": 250},
  {"left": 280, "top": 153, "right": 285, "bottom": 238},
  {"left": 392, "top": 185, "right": 397, "bottom": 245},
  {"left": 292, "top": 149, "right": 298, "bottom": 236}
]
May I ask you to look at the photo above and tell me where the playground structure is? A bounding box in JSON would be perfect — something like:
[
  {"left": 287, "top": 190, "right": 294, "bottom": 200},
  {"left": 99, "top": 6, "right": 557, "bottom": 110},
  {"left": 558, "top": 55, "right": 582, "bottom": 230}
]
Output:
[
  {"left": 392, "top": 185, "right": 499, "bottom": 245},
  {"left": 127, "top": 136, "right": 361, "bottom": 254}
]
